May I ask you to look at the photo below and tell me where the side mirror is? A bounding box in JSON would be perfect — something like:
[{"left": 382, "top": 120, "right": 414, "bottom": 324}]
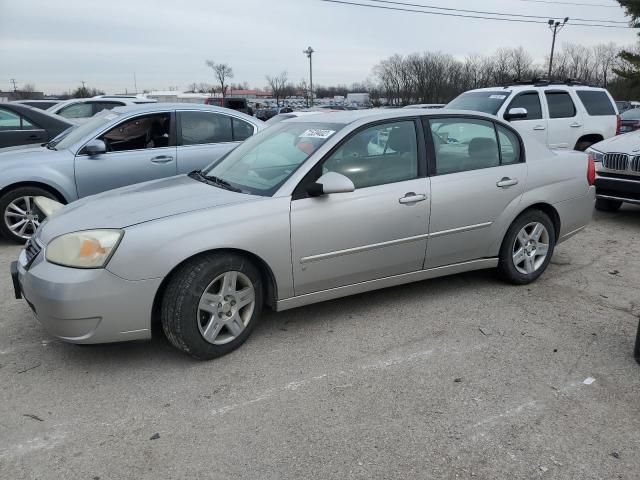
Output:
[
  {"left": 307, "top": 172, "right": 355, "bottom": 197},
  {"left": 504, "top": 107, "right": 528, "bottom": 121},
  {"left": 84, "top": 139, "right": 106, "bottom": 156}
]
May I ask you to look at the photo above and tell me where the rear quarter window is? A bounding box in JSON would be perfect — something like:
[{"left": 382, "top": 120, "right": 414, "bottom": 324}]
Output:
[{"left": 576, "top": 91, "right": 616, "bottom": 116}]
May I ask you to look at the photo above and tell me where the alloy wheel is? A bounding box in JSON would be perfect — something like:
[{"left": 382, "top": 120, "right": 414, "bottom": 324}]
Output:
[
  {"left": 512, "top": 222, "right": 550, "bottom": 275},
  {"left": 197, "top": 271, "right": 256, "bottom": 345},
  {"left": 3, "top": 196, "right": 42, "bottom": 240}
]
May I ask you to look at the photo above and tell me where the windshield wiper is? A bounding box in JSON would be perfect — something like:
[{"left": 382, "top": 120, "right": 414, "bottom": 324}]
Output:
[{"left": 188, "top": 170, "right": 242, "bottom": 193}]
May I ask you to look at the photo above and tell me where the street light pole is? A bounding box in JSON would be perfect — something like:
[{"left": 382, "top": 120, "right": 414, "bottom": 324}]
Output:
[
  {"left": 547, "top": 17, "right": 569, "bottom": 79},
  {"left": 303, "top": 46, "right": 314, "bottom": 107}
]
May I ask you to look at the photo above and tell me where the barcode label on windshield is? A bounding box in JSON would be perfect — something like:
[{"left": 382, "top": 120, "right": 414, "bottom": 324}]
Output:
[
  {"left": 489, "top": 95, "right": 506, "bottom": 100},
  {"left": 300, "top": 129, "right": 335, "bottom": 139}
]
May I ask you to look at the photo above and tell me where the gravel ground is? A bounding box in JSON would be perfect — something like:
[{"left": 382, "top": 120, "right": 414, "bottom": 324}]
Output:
[{"left": 1, "top": 207, "right": 639, "bottom": 480}]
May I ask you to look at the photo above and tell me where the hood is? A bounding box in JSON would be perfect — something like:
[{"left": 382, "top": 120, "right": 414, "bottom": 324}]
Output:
[
  {"left": 39, "top": 175, "right": 262, "bottom": 242},
  {"left": 591, "top": 131, "right": 640, "bottom": 154},
  {"left": 0, "top": 144, "right": 51, "bottom": 156}
]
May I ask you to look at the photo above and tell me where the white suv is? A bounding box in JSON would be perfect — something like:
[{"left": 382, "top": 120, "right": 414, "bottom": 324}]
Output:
[{"left": 447, "top": 81, "right": 619, "bottom": 151}]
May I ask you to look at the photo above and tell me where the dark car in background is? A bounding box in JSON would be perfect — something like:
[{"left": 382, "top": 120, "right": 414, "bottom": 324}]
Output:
[
  {"left": 204, "top": 97, "right": 250, "bottom": 114},
  {"left": 0, "top": 103, "right": 74, "bottom": 148},
  {"left": 256, "top": 106, "right": 293, "bottom": 121},
  {"left": 13, "top": 99, "right": 62, "bottom": 110},
  {"left": 618, "top": 108, "right": 640, "bottom": 134}
]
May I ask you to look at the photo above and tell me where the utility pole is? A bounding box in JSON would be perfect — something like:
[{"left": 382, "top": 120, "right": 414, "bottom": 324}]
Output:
[
  {"left": 134, "top": 72, "right": 138, "bottom": 93},
  {"left": 547, "top": 17, "right": 569, "bottom": 79},
  {"left": 10, "top": 78, "right": 17, "bottom": 92},
  {"left": 303, "top": 46, "right": 314, "bottom": 107}
]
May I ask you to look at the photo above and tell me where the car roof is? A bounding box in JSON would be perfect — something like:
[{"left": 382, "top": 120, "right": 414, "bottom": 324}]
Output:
[
  {"left": 283, "top": 108, "right": 499, "bottom": 125},
  {"left": 109, "top": 103, "right": 264, "bottom": 124},
  {"left": 467, "top": 84, "right": 609, "bottom": 93}
]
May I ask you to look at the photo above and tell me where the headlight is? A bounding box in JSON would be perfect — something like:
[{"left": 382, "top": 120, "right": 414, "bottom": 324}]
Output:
[
  {"left": 585, "top": 147, "right": 604, "bottom": 162},
  {"left": 34, "top": 196, "right": 64, "bottom": 218},
  {"left": 45, "top": 229, "right": 123, "bottom": 268}
]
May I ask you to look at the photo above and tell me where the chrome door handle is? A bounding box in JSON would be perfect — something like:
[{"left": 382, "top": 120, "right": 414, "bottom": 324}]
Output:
[
  {"left": 570, "top": 122, "right": 582, "bottom": 128},
  {"left": 150, "top": 155, "right": 174, "bottom": 164},
  {"left": 533, "top": 125, "right": 546, "bottom": 131},
  {"left": 399, "top": 193, "right": 426, "bottom": 204},
  {"left": 496, "top": 177, "right": 518, "bottom": 188}
]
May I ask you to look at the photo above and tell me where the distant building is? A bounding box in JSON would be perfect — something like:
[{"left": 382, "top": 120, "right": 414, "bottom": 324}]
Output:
[{"left": 0, "top": 90, "right": 45, "bottom": 101}]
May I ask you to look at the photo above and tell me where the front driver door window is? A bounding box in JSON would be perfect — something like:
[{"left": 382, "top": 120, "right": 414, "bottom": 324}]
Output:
[
  {"left": 290, "top": 119, "right": 431, "bottom": 295},
  {"left": 74, "top": 112, "right": 177, "bottom": 197},
  {"left": 505, "top": 91, "right": 547, "bottom": 146}
]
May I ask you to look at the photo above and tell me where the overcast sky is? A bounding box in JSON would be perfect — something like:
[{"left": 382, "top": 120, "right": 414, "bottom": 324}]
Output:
[{"left": 0, "top": 0, "right": 636, "bottom": 94}]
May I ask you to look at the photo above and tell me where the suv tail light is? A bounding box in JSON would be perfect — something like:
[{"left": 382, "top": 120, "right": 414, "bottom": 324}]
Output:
[
  {"left": 616, "top": 114, "right": 621, "bottom": 135},
  {"left": 587, "top": 153, "right": 596, "bottom": 186}
]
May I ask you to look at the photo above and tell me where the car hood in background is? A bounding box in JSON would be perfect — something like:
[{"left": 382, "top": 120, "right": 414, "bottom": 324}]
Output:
[
  {"left": 592, "top": 131, "right": 640, "bottom": 154},
  {"left": 39, "top": 175, "right": 262, "bottom": 242}
]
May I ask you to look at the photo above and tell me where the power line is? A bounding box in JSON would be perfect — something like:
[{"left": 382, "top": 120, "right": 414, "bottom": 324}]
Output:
[
  {"left": 318, "top": 0, "right": 634, "bottom": 28},
  {"left": 517, "top": 0, "right": 621, "bottom": 7},
  {"left": 367, "top": 0, "right": 628, "bottom": 23}
]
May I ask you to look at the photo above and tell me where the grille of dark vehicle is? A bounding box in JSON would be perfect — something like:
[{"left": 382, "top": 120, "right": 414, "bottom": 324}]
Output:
[
  {"left": 603, "top": 153, "right": 629, "bottom": 171},
  {"left": 632, "top": 156, "right": 640, "bottom": 173},
  {"left": 24, "top": 238, "right": 42, "bottom": 266}
]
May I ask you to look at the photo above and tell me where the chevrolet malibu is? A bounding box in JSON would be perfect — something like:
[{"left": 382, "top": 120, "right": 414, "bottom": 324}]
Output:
[{"left": 11, "top": 110, "right": 596, "bottom": 360}]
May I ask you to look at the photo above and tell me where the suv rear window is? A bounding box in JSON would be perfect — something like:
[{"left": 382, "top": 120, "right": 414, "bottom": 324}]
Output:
[
  {"left": 576, "top": 91, "right": 616, "bottom": 116},
  {"left": 545, "top": 91, "right": 576, "bottom": 119}
]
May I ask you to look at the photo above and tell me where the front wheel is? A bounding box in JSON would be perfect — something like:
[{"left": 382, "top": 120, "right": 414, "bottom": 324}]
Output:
[
  {"left": 0, "top": 187, "right": 56, "bottom": 243},
  {"left": 161, "top": 253, "right": 263, "bottom": 360},
  {"left": 498, "top": 210, "right": 556, "bottom": 285},
  {"left": 595, "top": 198, "right": 622, "bottom": 212}
]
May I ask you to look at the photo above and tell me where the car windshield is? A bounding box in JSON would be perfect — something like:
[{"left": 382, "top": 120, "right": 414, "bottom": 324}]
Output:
[
  {"left": 621, "top": 108, "right": 640, "bottom": 120},
  {"left": 202, "top": 122, "right": 343, "bottom": 196},
  {"left": 53, "top": 110, "right": 122, "bottom": 150},
  {"left": 446, "top": 91, "right": 511, "bottom": 115}
]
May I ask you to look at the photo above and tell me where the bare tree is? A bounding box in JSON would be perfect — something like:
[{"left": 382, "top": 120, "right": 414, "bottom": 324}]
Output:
[
  {"left": 266, "top": 71, "right": 288, "bottom": 106},
  {"left": 205, "top": 60, "right": 234, "bottom": 97}
]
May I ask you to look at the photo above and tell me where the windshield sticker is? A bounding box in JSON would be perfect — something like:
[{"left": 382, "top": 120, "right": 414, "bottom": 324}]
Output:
[
  {"left": 104, "top": 114, "right": 118, "bottom": 120},
  {"left": 489, "top": 95, "right": 507, "bottom": 100},
  {"left": 300, "top": 129, "right": 335, "bottom": 139}
]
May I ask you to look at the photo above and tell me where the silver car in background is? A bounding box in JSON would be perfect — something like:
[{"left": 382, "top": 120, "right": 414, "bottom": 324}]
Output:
[
  {"left": 0, "top": 104, "right": 263, "bottom": 242},
  {"left": 12, "top": 109, "right": 595, "bottom": 360}
]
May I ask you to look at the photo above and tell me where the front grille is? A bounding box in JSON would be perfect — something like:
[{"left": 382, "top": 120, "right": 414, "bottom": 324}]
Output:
[
  {"left": 632, "top": 156, "right": 640, "bottom": 173},
  {"left": 24, "top": 237, "right": 42, "bottom": 267},
  {"left": 603, "top": 153, "right": 629, "bottom": 171}
]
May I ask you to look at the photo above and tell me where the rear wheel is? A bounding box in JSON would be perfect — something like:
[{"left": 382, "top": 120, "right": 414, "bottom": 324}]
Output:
[
  {"left": 498, "top": 210, "right": 555, "bottom": 285},
  {"left": 595, "top": 198, "right": 622, "bottom": 212},
  {"left": 575, "top": 141, "right": 594, "bottom": 152},
  {"left": 0, "top": 187, "right": 56, "bottom": 243},
  {"left": 161, "top": 253, "right": 263, "bottom": 360}
]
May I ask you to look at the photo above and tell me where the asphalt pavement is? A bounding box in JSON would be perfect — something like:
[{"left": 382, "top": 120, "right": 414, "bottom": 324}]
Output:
[{"left": 1, "top": 207, "right": 639, "bottom": 479}]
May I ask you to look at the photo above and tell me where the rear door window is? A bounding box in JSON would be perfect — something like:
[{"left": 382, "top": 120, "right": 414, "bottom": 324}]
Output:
[
  {"left": 0, "top": 109, "right": 22, "bottom": 130},
  {"left": 506, "top": 92, "right": 542, "bottom": 120},
  {"left": 179, "top": 111, "right": 233, "bottom": 145},
  {"left": 545, "top": 91, "right": 576, "bottom": 118},
  {"left": 58, "top": 102, "right": 94, "bottom": 119},
  {"left": 576, "top": 91, "right": 616, "bottom": 116},
  {"left": 232, "top": 118, "right": 254, "bottom": 141}
]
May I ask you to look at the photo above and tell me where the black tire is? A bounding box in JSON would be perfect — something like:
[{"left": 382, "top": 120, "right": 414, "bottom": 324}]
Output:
[
  {"left": 595, "top": 198, "right": 622, "bottom": 212},
  {"left": 575, "top": 141, "right": 593, "bottom": 152},
  {"left": 0, "top": 186, "right": 57, "bottom": 243},
  {"left": 161, "top": 253, "right": 263, "bottom": 360},
  {"left": 498, "top": 209, "right": 556, "bottom": 285}
]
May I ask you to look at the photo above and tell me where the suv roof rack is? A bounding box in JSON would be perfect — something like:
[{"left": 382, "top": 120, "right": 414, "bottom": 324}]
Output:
[{"left": 507, "top": 78, "right": 594, "bottom": 88}]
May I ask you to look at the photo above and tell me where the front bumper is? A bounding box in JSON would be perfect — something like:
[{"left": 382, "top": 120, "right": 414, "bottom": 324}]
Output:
[
  {"left": 14, "top": 249, "right": 163, "bottom": 344},
  {"left": 595, "top": 173, "right": 640, "bottom": 205}
]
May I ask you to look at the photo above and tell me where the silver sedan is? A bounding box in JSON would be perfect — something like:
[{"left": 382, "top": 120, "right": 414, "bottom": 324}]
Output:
[{"left": 12, "top": 109, "right": 595, "bottom": 359}]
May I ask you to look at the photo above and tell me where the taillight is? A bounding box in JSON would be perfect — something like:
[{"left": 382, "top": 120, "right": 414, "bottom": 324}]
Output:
[
  {"left": 616, "top": 114, "right": 621, "bottom": 135},
  {"left": 587, "top": 153, "right": 596, "bottom": 186}
]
